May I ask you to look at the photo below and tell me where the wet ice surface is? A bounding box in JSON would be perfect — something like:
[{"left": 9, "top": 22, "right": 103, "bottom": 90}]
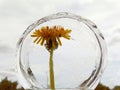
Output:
[{"left": 0, "top": 0, "right": 120, "bottom": 89}]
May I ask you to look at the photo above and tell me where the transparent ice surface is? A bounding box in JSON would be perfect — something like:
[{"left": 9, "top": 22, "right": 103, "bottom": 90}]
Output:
[{"left": 17, "top": 12, "right": 107, "bottom": 90}]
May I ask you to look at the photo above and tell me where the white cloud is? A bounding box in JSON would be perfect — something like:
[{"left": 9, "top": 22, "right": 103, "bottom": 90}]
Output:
[{"left": 0, "top": 0, "right": 120, "bottom": 89}]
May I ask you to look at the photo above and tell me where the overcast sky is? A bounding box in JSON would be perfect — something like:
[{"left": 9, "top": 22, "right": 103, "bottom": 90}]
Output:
[{"left": 0, "top": 0, "right": 120, "bottom": 89}]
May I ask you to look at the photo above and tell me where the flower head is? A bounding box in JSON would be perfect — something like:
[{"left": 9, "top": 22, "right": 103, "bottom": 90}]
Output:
[{"left": 31, "top": 26, "right": 71, "bottom": 51}]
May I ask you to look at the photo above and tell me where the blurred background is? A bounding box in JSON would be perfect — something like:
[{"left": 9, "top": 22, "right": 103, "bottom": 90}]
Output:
[{"left": 0, "top": 0, "right": 120, "bottom": 89}]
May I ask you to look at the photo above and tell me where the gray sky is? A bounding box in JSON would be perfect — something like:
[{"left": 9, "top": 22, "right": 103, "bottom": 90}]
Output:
[{"left": 0, "top": 0, "right": 120, "bottom": 89}]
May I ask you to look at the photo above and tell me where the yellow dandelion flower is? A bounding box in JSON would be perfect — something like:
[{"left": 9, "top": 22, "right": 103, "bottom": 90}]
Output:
[
  {"left": 31, "top": 25, "right": 71, "bottom": 89},
  {"left": 31, "top": 26, "right": 71, "bottom": 51}
]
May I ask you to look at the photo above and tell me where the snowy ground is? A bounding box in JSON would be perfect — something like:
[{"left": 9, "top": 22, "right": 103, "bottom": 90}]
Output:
[{"left": 0, "top": 0, "right": 120, "bottom": 89}]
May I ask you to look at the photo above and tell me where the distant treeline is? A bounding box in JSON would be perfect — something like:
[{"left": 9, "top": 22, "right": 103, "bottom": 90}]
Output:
[
  {"left": 95, "top": 83, "right": 120, "bottom": 90},
  {"left": 0, "top": 77, "right": 120, "bottom": 90}
]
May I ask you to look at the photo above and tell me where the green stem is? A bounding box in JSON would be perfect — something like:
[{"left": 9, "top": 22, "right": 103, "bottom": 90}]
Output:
[{"left": 49, "top": 49, "right": 55, "bottom": 90}]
